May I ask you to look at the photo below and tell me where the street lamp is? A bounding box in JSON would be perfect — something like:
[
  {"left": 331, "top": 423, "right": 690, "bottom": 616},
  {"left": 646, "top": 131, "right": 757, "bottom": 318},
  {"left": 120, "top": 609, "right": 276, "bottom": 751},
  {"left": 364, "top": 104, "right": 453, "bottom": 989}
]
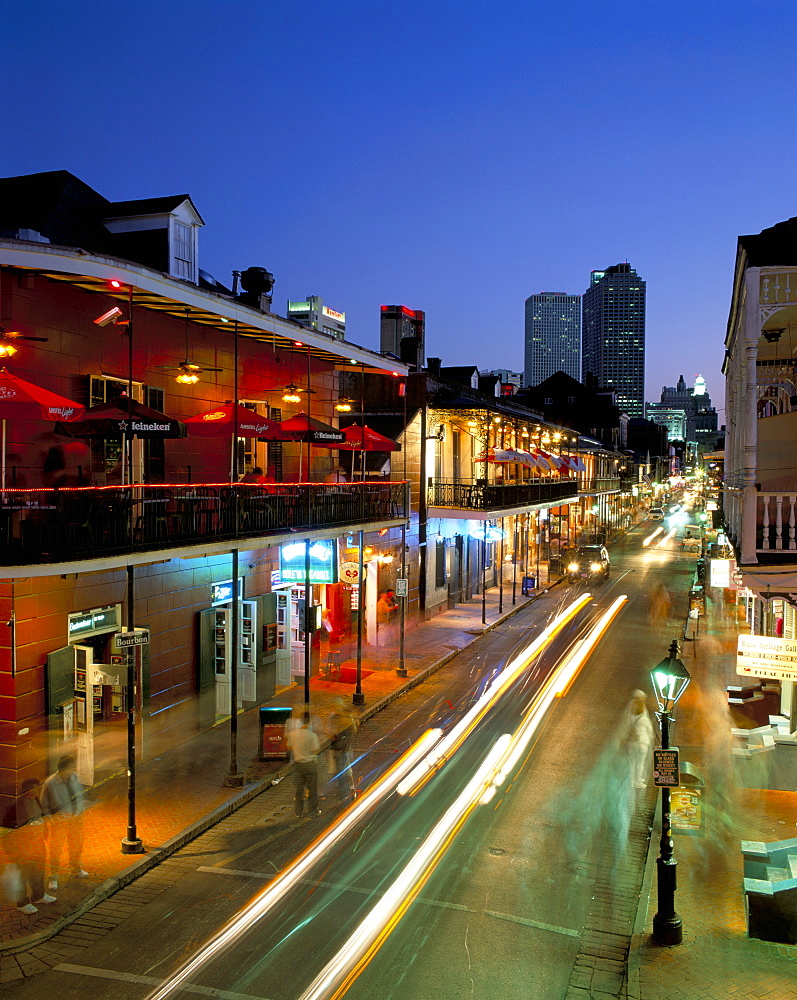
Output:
[{"left": 649, "top": 639, "right": 691, "bottom": 945}]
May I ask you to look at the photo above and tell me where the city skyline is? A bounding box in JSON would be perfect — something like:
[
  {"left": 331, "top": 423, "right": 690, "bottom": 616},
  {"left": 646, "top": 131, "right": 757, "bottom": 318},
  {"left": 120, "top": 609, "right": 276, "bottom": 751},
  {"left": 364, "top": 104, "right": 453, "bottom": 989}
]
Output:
[{"left": 7, "top": 1, "right": 796, "bottom": 413}]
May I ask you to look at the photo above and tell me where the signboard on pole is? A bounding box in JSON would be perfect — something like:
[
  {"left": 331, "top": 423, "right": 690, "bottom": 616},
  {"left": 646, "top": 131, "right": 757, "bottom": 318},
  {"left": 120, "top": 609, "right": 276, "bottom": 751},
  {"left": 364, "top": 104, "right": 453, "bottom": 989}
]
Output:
[
  {"left": 737, "top": 634, "right": 797, "bottom": 681},
  {"left": 115, "top": 628, "right": 150, "bottom": 648},
  {"left": 395, "top": 578, "right": 408, "bottom": 598},
  {"left": 653, "top": 747, "right": 680, "bottom": 787}
]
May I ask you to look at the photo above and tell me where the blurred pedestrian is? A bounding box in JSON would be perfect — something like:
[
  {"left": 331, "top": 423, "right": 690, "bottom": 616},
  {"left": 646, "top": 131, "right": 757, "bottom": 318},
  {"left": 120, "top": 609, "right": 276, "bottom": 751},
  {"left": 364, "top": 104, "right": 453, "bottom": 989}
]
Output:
[
  {"left": 328, "top": 699, "right": 358, "bottom": 804},
  {"left": 376, "top": 589, "right": 398, "bottom": 647},
  {"left": 40, "top": 755, "right": 89, "bottom": 889},
  {"left": 1, "top": 778, "right": 55, "bottom": 914},
  {"left": 287, "top": 715, "right": 321, "bottom": 818},
  {"left": 623, "top": 690, "right": 656, "bottom": 788}
]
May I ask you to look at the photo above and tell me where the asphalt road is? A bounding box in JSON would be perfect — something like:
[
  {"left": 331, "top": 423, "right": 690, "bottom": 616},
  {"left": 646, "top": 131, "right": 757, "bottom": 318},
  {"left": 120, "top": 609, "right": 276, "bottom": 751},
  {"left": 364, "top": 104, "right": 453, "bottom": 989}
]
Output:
[{"left": 4, "top": 521, "right": 697, "bottom": 1000}]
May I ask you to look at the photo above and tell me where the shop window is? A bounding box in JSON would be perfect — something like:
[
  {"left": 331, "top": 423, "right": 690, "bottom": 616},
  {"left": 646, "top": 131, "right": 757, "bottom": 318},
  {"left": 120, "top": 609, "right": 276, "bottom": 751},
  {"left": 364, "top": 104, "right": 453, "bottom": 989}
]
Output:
[{"left": 435, "top": 538, "right": 447, "bottom": 588}]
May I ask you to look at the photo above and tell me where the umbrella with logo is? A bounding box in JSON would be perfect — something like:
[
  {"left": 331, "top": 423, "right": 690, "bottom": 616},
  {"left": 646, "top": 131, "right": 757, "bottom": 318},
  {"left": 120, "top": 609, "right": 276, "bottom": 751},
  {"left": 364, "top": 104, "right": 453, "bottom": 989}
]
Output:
[
  {"left": 278, "top": 412, "right": 345, "bottom": 480},
  {"left": 0, "top": 367, "right": 85, "bottom": 489},
  {"left": 336, "top": 424, "right": 399, "bottom": 452},
  {"left": 185, "top": 403, "right": 293, "bottom": 440},
  {"left": 55, "top": 393, "right": 186, "bottom": 439}
]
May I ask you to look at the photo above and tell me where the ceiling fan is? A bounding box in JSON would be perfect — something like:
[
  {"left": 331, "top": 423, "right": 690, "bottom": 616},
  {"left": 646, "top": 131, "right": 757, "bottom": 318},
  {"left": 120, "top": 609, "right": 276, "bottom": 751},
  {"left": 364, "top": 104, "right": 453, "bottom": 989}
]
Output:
[
  {"left": 155, "top": 310, "right": 224, "bottom": 383},
  {"left": 278, "top": 344, "right": 316, "bottom": 402},
  {"left": 0, "top": 324, "right": 49, "bottom": 357}
]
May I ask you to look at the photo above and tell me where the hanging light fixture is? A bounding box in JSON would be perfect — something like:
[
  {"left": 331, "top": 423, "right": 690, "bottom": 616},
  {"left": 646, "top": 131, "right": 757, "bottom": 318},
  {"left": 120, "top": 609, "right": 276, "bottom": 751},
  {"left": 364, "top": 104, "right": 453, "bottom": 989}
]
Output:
[
  {"left": 176, "top": 368, "right": 200, "bottom": 385},
  {"left": 282, "top": 384, "right": 302, "bottom": 403},
  {"left": 335, "top": 396, "right": 353, "bottom": 412}
]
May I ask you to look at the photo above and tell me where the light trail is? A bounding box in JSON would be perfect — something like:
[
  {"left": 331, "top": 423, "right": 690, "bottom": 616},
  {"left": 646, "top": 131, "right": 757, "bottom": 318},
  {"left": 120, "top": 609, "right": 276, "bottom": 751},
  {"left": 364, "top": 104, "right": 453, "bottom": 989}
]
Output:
[
  {"left": 298, "top": 736, "right": 514, "bottom": 1000},
  {"left": 656, "top": 527, "right": 677, "bottom": 548},
  {"left": 302, "top": 595, "right": 630, "bottom": 996},
  {"left": 642, "top": 527, "right": 663, "bottom": 547},
  {"left": 144, "top": 728, "right": 444, "bottom": 1000},
  {"left": 396, "top": 593, "right": 593, "bottom": 797}
]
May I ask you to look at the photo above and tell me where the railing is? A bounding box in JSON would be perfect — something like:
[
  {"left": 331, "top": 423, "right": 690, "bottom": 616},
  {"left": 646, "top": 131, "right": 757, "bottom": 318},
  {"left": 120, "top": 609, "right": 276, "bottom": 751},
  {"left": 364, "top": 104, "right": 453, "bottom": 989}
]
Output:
[
  {"left": 0, "top": 482, "right": 407, "bottom": 566},
  {"left": 757, "top": 492, "right": 797, "bottom": 553},
  {"left": 428, "top": 478, "right": 577, "bottom": 511},
  {"left": 579, "top": 477, "right": 622, "bottom": 494}
]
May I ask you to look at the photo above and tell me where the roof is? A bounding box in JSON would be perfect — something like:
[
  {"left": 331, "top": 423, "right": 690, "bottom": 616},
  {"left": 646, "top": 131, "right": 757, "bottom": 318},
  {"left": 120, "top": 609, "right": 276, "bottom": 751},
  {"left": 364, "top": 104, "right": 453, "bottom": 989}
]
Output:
[
  {"left": 739, "top": 216, "right": 797, "bottom": 267},
  {"left": 107, "top": 195, "right": 204, "bottom": 225}
]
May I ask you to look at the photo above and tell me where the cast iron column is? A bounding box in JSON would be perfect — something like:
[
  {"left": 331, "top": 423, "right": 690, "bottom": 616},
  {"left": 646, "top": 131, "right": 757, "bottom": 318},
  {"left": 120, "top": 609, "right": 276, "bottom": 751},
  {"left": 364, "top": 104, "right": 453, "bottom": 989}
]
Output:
[{"left": 652, "top": 707, "right": 682, "bottom": 945}]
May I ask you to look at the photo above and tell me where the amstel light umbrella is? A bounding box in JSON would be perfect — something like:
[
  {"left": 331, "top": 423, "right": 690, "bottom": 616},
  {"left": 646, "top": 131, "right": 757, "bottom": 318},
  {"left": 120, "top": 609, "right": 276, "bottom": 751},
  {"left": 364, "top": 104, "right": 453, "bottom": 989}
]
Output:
[
  {"left": 0, "top": 367, "right": 84, "bottom": 488},
  {"left": 337, "top": 424, "right": 399, "bottom": 451},
  {"left": 185, "top": 403, "right": 292, "bottom": 440}
]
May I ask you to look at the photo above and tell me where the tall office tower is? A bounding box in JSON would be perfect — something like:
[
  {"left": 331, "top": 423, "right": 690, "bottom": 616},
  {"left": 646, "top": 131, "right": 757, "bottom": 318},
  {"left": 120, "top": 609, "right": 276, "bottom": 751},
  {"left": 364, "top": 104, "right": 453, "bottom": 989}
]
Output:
[
  {"left": 380, "top": 305, "right": 425, "bottom": 369},
  {"left": 523, "top": 292, "right": 581, "bottom": 387},
  {"left": 581, "top": 262, "right": 646, "bottom": 418},
  {"left": 286, "top": 295, "right": 346, "bottom": 339}
]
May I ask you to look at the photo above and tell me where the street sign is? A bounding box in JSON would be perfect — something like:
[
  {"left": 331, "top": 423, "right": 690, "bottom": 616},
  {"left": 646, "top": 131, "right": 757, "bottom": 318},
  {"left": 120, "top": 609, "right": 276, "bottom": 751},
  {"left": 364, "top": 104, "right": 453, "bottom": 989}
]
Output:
[
  {"left": 395, "top": 578, "right": 408, "bottom": 598},
  {"left": 115, "top": 629, "right": 150, "bottom": 648},
  {"left": 653, "top": 747, "right": 680, "bottom": 787},
  {"left": 737, "top": 634, "right": 797, "bottom": 681}
]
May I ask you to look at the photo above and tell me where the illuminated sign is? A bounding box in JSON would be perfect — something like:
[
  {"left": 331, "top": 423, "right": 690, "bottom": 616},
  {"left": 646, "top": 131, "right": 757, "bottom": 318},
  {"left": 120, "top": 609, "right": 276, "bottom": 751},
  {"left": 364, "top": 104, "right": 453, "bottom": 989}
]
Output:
[
  {"left": 279, "top": 540, "right": 338, "bottom": 584},
  {"left": 211, "top": 577, "right": 245, "bottom": 606},
  {"left": 710, "top": 558, "right": 736, "bottom": 588},
  {"left": 737, "top": 634, "right": 797, "bottom": 680},
  {"left": 68, "top": 605, "right": 121, "bottom": 640},
  {"left": 322, "top": 306, "right": 346, "bottom": 323},
  {"left": 287, "top": 301, "right": 312, "bottom": 312}
]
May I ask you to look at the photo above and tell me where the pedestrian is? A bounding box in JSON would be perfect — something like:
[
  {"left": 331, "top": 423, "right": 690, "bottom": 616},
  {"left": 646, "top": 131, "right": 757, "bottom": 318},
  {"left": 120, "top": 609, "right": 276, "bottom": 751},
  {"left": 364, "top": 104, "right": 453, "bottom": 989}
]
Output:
[
  {"left": 328, "top": 699, "right": 358, "bottom": 804},
  {"left": 376, "top": 589, "right": 398, "bottom": 647},
  {"left": 1, "top": 778, "right": 56, "bottom": 914},
  {"left": 287, "top": 715, "right": 321, "bottom": 818},
  {"left": 623, "top": 690, "right": 656, "bottom": 789},
  {"left": 40, "top": 755, "right": 90, "bottom": 889},
  {"left": 324, "top": 467, "right": 348, "bottom": 484},
  {"left": 239, "top": 466, "right": 266, "bottom": 484}
]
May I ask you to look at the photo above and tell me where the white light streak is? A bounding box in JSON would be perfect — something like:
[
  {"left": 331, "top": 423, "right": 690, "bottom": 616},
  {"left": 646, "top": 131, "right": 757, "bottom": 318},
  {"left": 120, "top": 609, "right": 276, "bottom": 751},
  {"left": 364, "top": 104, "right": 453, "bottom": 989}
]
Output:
[{"left": 642, "top": 527, "right": 663, "bottom": 547}]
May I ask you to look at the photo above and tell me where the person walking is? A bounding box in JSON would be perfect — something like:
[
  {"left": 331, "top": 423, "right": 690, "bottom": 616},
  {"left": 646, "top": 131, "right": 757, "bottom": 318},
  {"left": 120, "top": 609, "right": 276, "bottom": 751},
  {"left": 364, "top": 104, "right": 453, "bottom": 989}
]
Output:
[
  {"left": 1, "top": 778, "right": 56, "bottom": 914},
  {"left": 328, "top": 699, "right": 358, "bottom": 804},
  {"left": 40, "top": 754, "right": 89, "bottom": 889},
  {"left": 624, "top": 690, "right": 656, "bottom": 789},
  {"left": 287, "top": 715, "right": 321, "bottom": 818}
]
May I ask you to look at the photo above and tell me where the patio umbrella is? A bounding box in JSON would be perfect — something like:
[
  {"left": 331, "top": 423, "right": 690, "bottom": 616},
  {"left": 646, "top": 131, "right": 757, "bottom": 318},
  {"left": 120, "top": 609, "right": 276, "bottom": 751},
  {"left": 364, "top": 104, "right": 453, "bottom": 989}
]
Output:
[
  {"left": 0, "top": 367, "right": 85, "bottom": 489},
  {"left": 55, "top": 393, "right": 187, "bottom": 439},
  {"left": 185, "top": 403, "right": 292, "bottom": 440},
  {"left": 337, "top": 424, "right": 399, "bottom": 451},
  {"left": 279, "top": 412, "right": 344, "bottom": 480}
]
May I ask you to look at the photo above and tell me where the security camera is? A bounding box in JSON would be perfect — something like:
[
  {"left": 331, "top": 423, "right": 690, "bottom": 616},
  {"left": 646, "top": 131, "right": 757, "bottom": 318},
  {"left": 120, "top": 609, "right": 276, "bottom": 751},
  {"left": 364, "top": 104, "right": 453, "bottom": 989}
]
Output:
[{"left": 94, "top": 306, "right": 123, "bottom": 327}]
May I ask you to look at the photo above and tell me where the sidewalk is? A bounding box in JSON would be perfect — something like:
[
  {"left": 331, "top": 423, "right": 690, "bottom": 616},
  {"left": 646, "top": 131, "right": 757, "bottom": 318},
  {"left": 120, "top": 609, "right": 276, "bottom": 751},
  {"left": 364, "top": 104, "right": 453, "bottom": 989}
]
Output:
[
  {"left": 628, "top": 574, "right": 797, "bottom": 998},
  {"left": 0, "top": 579, "right": 542, "bottom": 956}
]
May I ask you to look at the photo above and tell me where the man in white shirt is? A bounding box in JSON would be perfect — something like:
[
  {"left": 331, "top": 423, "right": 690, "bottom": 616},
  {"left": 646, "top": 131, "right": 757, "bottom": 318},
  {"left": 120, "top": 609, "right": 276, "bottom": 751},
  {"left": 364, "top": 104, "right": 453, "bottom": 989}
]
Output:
[
  {"left": 40, "top": 754, "right": 90, "bottom": 888},
  {"left": 287, "top": 716, "right": 321, "bottom": 818}
]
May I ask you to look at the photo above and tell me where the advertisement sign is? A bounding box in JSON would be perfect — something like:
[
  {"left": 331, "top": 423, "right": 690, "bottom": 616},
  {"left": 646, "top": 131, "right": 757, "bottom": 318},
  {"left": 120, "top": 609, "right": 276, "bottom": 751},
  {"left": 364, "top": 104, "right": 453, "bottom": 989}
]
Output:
[
  {"left": 279, "top": 540, "right": 338, "bottom": 583},
  {"left": 68, "top": 605, "right": 121, "bottom": 640},
  {"left": 211, "top": 577, "right": 245, "bottom": 606},
  {"left": 710, "top": 558, "right": 736, "bottom": 589},
  {"left": 737, "top": 634, "right": 797, "bottom": 681},
  {"left": 671, "top": 786, "right": 702, "bottom": 833},
  {"left": 339, "top": 561, "right": 360, "bottom": 585}
]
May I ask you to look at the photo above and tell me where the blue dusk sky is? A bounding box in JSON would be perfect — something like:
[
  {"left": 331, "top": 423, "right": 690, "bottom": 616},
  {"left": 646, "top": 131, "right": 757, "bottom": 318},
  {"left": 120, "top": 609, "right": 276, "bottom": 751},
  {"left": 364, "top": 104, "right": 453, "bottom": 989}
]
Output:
[{"left": 6, "top": 1, "right": 797, "bottom": 416}]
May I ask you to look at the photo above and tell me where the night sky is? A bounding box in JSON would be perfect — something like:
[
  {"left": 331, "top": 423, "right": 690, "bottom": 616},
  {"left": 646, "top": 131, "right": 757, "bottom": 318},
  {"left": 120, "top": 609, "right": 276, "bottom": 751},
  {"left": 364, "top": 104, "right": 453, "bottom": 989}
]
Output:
[{"left": 7, "top": 1, "right": 797, "bottom": 416}]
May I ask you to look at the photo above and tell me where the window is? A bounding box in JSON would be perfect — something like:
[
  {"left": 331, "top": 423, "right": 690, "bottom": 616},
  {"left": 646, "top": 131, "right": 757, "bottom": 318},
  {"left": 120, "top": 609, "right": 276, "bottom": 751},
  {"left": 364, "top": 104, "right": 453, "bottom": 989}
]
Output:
[
  {"left": 545, "top": 397, "right": 553, "bottom": 405},
  {"left": 173, "top": 221, "right": 194, "bottom": 279}
]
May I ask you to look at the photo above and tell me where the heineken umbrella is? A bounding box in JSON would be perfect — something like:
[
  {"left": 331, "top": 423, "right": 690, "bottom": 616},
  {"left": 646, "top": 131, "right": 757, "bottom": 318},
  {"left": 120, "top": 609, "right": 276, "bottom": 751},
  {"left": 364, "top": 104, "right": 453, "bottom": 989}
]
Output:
[
  {"left": 336, "top": 424, "right": 399, "bottom": 451},
  {"left": 0, "top": 367, "right": 85, "bottom": 489},
  {"left": 279, "top": 412, "right": 344, "bottom": 480},
  {"left": 185, "top": 403, "right": 292, "bottom": 439},
  {"left": 55, "top": 393, "right": 186, "bottom": 439}
]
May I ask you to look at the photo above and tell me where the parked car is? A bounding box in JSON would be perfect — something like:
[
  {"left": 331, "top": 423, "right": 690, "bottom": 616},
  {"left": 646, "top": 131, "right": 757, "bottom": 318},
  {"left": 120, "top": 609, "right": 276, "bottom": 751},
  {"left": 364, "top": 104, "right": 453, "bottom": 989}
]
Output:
[
  {"left": 649, "top": 507, "right": 664, "bottom": 520},
  {"left": 564, "top": 545, "right": 610, "bottom": 583}
]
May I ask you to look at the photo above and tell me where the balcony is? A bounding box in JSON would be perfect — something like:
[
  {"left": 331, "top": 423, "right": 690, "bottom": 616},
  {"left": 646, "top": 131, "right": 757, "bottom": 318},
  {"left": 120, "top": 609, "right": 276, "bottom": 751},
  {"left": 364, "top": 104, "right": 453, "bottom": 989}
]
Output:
[
  {"left": 579, "top": 477, "right": 622, "bottom": 495},
  {"left": 0, "top": 482, "right": 407, "bottom": 568},
  {"left": 427, "top": 478, "right": 577, "bottom": 514},
  {"left": 757, "top": 492, "right": 797, "bottom": 557}
]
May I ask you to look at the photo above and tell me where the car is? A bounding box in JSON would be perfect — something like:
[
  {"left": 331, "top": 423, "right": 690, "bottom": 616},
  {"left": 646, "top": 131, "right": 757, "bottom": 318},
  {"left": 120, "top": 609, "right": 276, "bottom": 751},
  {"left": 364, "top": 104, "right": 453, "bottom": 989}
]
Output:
[
  {"left": 649, "top": 507, "right": 664, "bottom": 520},
  {"left": 564, "top": 545, "right": 610, "bottom": 583}
]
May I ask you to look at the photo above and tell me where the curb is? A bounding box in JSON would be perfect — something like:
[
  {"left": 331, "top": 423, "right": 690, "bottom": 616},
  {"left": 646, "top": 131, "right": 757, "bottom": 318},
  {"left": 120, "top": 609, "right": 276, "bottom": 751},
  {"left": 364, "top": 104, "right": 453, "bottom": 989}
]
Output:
[{"left": 1, "top": 585, "right": 554, "bottom": 956}]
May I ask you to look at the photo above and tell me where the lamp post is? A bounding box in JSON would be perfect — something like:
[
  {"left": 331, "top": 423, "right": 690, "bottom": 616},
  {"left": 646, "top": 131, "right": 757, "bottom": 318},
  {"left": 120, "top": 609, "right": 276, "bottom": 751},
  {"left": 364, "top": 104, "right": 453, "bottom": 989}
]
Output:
[{"left": 650, "top": 639, "right": 691, "bottom": 946}]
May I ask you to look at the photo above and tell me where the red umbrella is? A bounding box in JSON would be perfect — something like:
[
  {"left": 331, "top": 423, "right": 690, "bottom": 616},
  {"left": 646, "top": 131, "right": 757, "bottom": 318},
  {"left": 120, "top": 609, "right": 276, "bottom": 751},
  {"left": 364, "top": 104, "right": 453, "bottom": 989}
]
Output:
[
  {"left": 279, "top": 412, "right": 345, "bottom": 444},
  {"left": 337, "top": 424, "right": 399, "bottom": 451},
  {"left": 55, "top": 394, "right": 186, "bottom": 439},
  {"left": 0, "top": 368, "right": 84, "bottom": 488},
  {"left": 185, "top": 403, "right": 292, "bottom": 439}
]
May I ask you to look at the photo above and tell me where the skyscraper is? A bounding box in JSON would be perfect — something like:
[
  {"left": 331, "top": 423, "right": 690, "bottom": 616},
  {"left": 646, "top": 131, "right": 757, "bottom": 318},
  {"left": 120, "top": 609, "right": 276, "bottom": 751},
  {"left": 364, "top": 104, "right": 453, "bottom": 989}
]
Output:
[
  {"left": 523, "top": 292, "right": 581, "bottom": 386},
  {"left": 581, "top": 262, "right": 646, "bottom": 418},
  {"left": 380, "top": 305, "right": 425, "bottom": 369}
]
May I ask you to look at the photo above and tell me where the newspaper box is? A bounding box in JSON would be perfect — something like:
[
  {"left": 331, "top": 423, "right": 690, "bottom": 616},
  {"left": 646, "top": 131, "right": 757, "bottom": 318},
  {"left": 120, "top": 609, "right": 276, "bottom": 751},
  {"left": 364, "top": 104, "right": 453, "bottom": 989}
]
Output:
[{"left": 259, "top": 706, "right": 293, "bottom": 760}]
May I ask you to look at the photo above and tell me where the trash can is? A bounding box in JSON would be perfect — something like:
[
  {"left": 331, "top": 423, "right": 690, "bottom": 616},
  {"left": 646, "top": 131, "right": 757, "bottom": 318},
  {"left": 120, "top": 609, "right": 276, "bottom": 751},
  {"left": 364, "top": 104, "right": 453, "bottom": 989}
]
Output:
[
  {"left": 259, "top": 706, "right": 293, "bottom": 760},
  {"left": 521, "top": 575, "right": 536, "bottom": 597}
]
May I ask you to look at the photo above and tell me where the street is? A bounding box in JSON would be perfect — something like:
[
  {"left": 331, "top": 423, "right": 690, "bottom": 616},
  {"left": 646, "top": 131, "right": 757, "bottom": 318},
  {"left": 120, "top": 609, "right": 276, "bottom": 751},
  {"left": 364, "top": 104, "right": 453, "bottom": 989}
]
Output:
[{"left": 4, "top": 523, "right": 698, "bottom": 1000}]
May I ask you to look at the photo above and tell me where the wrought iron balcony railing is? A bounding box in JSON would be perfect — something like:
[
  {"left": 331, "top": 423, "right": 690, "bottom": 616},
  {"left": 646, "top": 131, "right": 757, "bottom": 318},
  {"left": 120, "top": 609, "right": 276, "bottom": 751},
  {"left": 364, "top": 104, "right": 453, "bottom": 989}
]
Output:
[
  {"left": 0, "top": 482, "right": 407, "bottom": 566},
  {"left": 578, "top": 477, "right": 622, "bottom": 494},
  {"left": 427, "top": 478, "right": 577, "bottom": 512}
]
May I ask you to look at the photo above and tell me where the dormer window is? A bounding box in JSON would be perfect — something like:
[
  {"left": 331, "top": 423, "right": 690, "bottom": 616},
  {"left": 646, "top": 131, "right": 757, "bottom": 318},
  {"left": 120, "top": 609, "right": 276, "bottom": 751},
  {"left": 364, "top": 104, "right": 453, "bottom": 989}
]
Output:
[{"left": 173, "top": 221, "right": 195, "bottom": 280}]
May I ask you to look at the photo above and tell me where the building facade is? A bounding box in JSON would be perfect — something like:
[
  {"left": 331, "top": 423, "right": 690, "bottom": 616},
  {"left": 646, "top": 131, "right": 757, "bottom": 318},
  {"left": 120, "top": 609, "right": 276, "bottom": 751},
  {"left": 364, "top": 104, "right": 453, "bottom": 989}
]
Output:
[
  {"left": 581, "top": 263, "right": 646, "bottom": 418},
  {"left": 646, "top": 374, "right": 719, "bottom": 450},
  {"left": 524, "top": 292, "right": 581, "bottom": 386},
  {"left": 380, "top": 305, "right": 425, "bottom": 369},
  {"left": 286, "top": 295, "right": 346, "bottom": 340}
]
